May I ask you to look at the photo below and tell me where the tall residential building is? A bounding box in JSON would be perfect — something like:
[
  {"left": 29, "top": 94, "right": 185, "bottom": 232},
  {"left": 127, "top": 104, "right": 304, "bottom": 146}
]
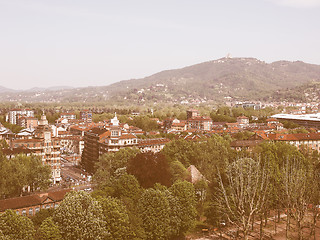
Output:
[
  {"left": 17, "top": 117, "right": 38, "bottom": 130},
  {"left": 187, "top": 109, "right": 200, "bottom": 120},
  {"left": 6, "top": 109, "right": 34, "bottom": 125},
  {"left": 187, "top": 116, "right": 212, "bottom": 131},
  {"left": 80, "top": 110, "right": 92, "bottom": 123},
  {"left": 11, "top": 114, "right": 61, "bottom": 184}
]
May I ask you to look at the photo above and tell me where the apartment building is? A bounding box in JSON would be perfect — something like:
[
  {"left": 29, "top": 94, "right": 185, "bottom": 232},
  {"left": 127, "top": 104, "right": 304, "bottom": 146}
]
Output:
[
  {"left": 6, "top": 109, "right": 34, "bottom": 125},
  {"left": 17, "top": 116, "right": 38, "bottom": 129},
  {"left": 11, "top": 115, "right": 61, "bottom": 184},
  {"left": 187, "top": 116, "right": 212, "bottom": 131},
  {"left": 80, "top": 110, "right": 93, "bottom": 123}
]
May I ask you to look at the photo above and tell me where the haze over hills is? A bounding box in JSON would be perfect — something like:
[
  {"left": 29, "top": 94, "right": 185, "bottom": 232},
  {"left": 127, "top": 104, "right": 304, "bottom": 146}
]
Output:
[{"left": 1, "top": 57, "right": 320, "bottom": 103}]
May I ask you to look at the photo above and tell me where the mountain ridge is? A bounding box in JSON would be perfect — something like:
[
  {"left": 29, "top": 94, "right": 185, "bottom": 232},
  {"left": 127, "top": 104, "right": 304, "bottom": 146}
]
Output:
[{"left": 1, "top": 57, "right": 320, "bottom": 103}]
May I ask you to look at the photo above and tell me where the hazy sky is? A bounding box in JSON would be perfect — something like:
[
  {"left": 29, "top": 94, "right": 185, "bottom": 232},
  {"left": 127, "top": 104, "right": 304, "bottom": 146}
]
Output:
[{"left": 1, "top": 0, "right": 320, "bottom": 90}]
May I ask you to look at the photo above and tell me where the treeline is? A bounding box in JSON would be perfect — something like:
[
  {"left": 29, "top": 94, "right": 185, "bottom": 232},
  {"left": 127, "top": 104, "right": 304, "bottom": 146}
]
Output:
[
  {"left": 0, "top": 154, "right": 51, "bottom": 199},
  {"left": 2, "top": 135, "right": 319, "bottom": 239}
]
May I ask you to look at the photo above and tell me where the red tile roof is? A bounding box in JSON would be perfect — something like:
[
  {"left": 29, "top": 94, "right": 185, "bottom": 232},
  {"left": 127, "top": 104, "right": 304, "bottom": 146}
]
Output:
[{"left": 0, "top": 189, "right": 71, "bottom": 212}]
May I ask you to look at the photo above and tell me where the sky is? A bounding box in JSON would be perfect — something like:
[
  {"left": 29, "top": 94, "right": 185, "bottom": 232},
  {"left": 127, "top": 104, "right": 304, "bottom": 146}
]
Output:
[{"left": 0, "top": 0, "right": 320, "bottom": 90}]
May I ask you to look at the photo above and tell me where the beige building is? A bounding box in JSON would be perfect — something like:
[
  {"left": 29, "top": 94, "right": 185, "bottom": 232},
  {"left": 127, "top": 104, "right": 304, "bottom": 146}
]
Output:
[
  {"left": 12, "top": 115, "right": 61, "bottom": 184},
  {"left": 17, "top": 116, "right": 38, "bottom": 130}
]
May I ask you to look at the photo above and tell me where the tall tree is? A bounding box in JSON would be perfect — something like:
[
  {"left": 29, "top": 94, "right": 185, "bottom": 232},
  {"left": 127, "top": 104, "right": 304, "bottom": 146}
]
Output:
[
  {"left": 53, "top": 191, "right": 109, "bottom": 240},
  {"left": 93, "top": 148, "right": 139, "bottom": 186},
  {"left": 0, "top": 154, "right": 51, "bottom": 198},
  {"left": 217, "top": 158, "right": 269, "bottom": 240},
  {"left": 138, "top": 189, "right": 171, "bottom": 240},
  {"left": 280, "top": 158, "right": 312, "bottom": 240},
  {"left": 169, "top": 180, "right": 197, "bottom": 234},
  {"left": 127, "top": 152, "right": 172, "bottom": 188},
  {"left": 98, "top": 196, "right": 132, "bottom": 240}
]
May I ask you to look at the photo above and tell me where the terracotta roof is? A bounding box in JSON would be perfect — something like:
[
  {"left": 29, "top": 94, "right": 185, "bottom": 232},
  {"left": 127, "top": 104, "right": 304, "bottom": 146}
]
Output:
[
  {"left": 172, "top": 122, "right": 186, "bottom": 127},
  {"left": 119, "top": 134, "right": 137, "bottom": 139},
  {"left": 1, "top": 147, "right": 35, "bottom": 155},
  {"left": 12, "top": 139, "right": 43, "bottom": 143},
  {"left": 0, "top": 189, "right": 71, "bottom": 212},
  {"left": 267, "top": 133, "right": 320, "bottom": 141},
  {"left": 266, "top": 118, "right": 278, "bottom": 122}
]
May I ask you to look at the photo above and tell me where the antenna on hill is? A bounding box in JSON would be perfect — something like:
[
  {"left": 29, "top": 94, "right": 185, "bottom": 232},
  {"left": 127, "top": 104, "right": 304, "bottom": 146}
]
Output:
[{"left": 226, "top": 53, "right": 232, "bottom": 59}]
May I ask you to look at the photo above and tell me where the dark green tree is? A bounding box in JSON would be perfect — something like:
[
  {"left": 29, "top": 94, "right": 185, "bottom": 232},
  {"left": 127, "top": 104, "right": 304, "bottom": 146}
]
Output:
[{"left": 127, "top": 152, "right": 172, "bottom": 188}]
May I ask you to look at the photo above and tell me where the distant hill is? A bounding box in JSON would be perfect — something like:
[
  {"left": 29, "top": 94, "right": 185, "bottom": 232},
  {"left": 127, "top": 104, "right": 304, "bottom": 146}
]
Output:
[
  {"left": 0, "top": 86, "right": 16, "bottom": 93},
  {"left": 1, "top": 57, "right": 320, "bottom": 103},
  {"left": 271, "top": 81, "right": 320, "bottom": 102},
  {"left": 24, "top": 86, "right": 74, "bottom": 92},
  {"left": 107, "top": 57, "right": 320, "bottom": 103}
]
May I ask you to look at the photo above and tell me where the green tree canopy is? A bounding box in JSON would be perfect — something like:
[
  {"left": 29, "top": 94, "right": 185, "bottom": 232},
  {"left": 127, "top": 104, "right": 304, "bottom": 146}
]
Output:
[
  {"left": 0, "top": 209, "right": 35, "bottom": 240},
  {"left": 0, "top": 154, "right": 51, "bottom": 198},
  {"left": 37, "top": 217, "right": 62, "bottom": 240},
  {"left": 127, "top": 152, "right": 172, "bottom": 188},
  {"left": 138, "top": 189, "right": 171, "bottom": 240},
  {"left": 97, "top": 196, "right": 132, "bottom": 240},
  {"left": 53, "top": 191, "right": 109, "bottom": 240},
  {"left": 169, "top": 180, "right": 197, "bottom": 234},
  {"left": 93, "top": 148, "right": 139, "bottom": 186}
]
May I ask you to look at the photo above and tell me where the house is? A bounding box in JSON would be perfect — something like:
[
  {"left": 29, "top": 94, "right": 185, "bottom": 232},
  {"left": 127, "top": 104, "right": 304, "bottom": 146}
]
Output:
[
  {"left": 230, "top": 139, "right": 265, "bottom": 151},
  {"left": 237, "top": 116, "right": 249, "bottom": 127},
  {"left": 0, "top": 189, "right": 71, "bottom": 216},
  {"left": 1, "top": 147, "right": 36, "bottom": 159}
]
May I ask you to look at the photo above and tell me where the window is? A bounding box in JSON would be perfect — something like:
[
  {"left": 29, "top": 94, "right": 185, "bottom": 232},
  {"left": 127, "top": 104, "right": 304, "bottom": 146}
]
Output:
[
  {"left": 46, "top": 205, "right": 50, "bottom": 209},
  {"left": 29, "top": 208, "right": 33, "bottom": 216},
  {"left": 22, "top": 209, "right": 26, "bottom": 216},
  {"left": 16, "top": 210, "right": 20, "bottom": 215},
  {"left": 35, "top": 207, "right": 40, "bottom": 213},
  {"left": 54, "top": 203, "right": 59, "bottom": 209}
]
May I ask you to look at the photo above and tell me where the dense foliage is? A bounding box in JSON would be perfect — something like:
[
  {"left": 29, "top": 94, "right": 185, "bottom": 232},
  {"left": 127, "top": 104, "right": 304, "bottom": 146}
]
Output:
[{"left": 0, "top": 154, "right": 51, "bottom": 198}]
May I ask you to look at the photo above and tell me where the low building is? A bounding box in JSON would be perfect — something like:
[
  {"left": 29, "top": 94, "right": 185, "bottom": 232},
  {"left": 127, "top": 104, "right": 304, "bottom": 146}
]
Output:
[
  {"left": 138, "top": 138, "right": 170, "bottom": 153},
  {"left": 0, "top": 189, "right": 71, "bottom": 216},
  {"left": 237, "top": 116, "right": 249, "bottom": 127},
  {"left": 271, "top": 113, "right": 320, "bottom": 129},
  {"left": 60, "top": 112, "right": 76, "bottom": 120}
]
